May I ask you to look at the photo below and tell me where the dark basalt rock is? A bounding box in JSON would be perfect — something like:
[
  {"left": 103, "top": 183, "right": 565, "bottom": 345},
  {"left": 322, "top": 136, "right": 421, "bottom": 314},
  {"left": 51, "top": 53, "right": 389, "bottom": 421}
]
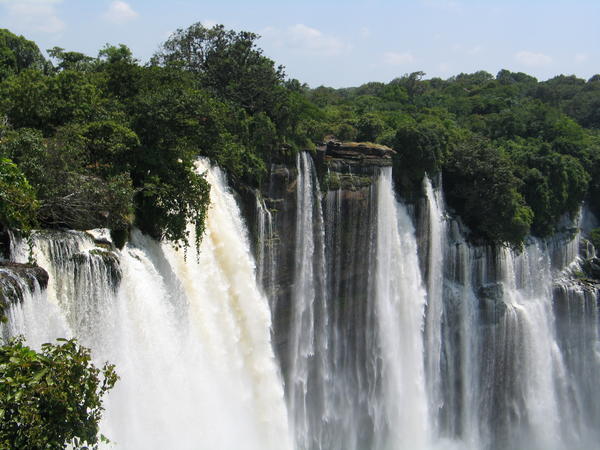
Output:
[
  {"left": 582, "top": 257, "right": 600, "bottom": 280},
  {"left": 0, "top": 262, "right": 49, "bottom": 306},
  {"left": 315, "top": 140, "right": 394, "bottom": 193},
  {"left": 477, "top": 282, "right": 508, "bottom": 325},
  {"left": 0, "top": 226, "right": 10, "bottom": 260},
  {"left": 322, "top": 172, "right": 373, "bottom": 192}
]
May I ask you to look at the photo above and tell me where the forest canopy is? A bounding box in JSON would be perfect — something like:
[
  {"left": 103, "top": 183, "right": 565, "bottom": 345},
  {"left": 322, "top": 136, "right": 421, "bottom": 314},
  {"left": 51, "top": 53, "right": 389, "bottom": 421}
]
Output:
[{"left": 0, "top": 25, "right": 599, "bottom": 247}]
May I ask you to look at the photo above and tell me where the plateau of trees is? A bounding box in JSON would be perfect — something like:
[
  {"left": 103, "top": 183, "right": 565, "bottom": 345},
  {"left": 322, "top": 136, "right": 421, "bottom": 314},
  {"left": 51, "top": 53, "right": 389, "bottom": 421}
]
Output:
[
  {"left": 308, "top": 70, "right": 600, "bottom": 246},
  {"left": 0, "top": 25, "right": 599, "bottom": 247}
]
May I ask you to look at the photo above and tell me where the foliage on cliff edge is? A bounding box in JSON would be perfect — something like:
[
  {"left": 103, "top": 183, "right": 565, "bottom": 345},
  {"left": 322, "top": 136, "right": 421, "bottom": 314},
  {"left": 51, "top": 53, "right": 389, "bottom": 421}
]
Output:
[{"left": 1, "top": 25, "right": 599, "bottom": 247}]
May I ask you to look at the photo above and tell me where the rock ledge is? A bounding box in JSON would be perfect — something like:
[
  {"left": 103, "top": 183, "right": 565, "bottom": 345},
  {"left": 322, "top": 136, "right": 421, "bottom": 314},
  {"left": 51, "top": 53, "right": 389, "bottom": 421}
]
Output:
[{"left": 318, "top": 139, "right": 396, "bottom": 167}]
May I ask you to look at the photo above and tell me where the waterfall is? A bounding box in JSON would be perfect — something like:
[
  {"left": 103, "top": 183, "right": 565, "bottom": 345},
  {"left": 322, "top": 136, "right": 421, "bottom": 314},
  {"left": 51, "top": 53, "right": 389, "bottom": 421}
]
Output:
[
  {"left": 285, "top": 156, "right": 430, "bottom": 450},
  {"left": 3, "top": 149, "right": 600, "bottom": 450},
  {"left": 422, "top": 177, "right": 447, "bottom": 429},
  {"left": 437, "top": 222, "right": 599, "bottom": 450},
  {"left": 491, "top": 244, "right": 567, "bottom": 450},
  {"left": 272, "top": 153, "right": 599, "bottom": 450},
  {"left": 287, "top": 152, "right": 329, "bottom": 449},
  {"left": 373, "top": 168, "right": 430, "bottom": 449},
  {"left": 553, "top": 280, "right": 600, "bottom": 448},
  {"left": 4, "top": 161, "right": 292, "bottom": 450},
  {"left": 256, "top": 195, "right": 277, "bottom": 303}
]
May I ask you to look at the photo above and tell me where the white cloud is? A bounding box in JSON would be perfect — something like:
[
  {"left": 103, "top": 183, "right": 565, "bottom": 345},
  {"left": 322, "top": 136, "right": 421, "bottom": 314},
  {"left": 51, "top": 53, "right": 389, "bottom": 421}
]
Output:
[
  {"left": 0, "top": 0, "right": 64, "bottom": 33},
  {"left": 262, "top": 24, "right": 349, "bottom": 56},
  {"left": 515, "top": 50, "right": 552, "bottom": 67},
  {"left": 575, "top": 53, "right": 588, "bottom": 63},
  {"left": 383, "top": 51, "right": 415, "bottom": 66},
  {"left": 104, "top": 1, "right": 138, "bottom": 24},
  {"left": 288, "top": 24, "right": 347, "bottom": 55}
]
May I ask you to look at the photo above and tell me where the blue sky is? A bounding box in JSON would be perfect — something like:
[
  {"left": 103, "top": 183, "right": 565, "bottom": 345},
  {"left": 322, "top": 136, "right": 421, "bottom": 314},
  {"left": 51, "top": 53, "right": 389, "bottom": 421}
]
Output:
[{"left": 0, "top": 0, "right": 598, "bottom": 87}]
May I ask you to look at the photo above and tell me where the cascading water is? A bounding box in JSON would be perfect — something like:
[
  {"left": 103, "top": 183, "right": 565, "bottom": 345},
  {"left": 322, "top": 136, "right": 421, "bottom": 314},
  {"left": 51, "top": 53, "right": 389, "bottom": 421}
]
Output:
[
  {"left": 256, "top": 195, "right": 277, "bottom": 303},
  {"left": 434, "top": 218, "right": 599, "bottom": 450},
  {"left": 422, "top": 177, "right": 447, "bottom": 430},
  {"left": 267, "top": 152, "right": 599, "bottom": 450},
  {"left": 283, "top": 155, "right": 431, "bottom": 450},
  {"left": 373, "top": 168, "right": 430, "bottom": 450},
  {"left": 286, "top": 152, "right": 330, "bottom": 449},
  {"left": 3, "top": 148, "right": 599, "bottom": 450},
  {"left": 4, "top": 161, "right": 292, "bottom": 450}
]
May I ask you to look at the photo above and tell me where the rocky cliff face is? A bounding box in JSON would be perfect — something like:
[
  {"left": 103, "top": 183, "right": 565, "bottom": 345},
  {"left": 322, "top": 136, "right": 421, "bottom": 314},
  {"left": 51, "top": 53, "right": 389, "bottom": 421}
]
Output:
[
  {"left": 249, "top": 142, "right": 391, "bottom": 366},
  {"left": 316, "top": 139, "right": 395, "bottom": 170},
  {"left": 0, "top": 262, "right": 49, "bottom": 307}
]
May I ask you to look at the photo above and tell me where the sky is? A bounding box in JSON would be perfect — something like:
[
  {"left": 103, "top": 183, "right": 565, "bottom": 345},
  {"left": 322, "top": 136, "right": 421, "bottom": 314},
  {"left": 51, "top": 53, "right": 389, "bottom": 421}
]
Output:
[{"left": 0, "top": 0, "right": 598, "bottom": 88}]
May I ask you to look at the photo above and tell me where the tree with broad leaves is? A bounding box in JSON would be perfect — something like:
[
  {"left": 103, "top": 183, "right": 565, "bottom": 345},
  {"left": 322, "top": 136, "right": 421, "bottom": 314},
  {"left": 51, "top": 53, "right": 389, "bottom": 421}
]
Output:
[{"left": 0, "top": 337, "right": 118, "bottom": 450}]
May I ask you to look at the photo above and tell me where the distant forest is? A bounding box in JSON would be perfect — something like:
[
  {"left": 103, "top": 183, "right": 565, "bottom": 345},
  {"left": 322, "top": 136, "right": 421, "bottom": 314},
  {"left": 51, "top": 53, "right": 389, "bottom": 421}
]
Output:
[{"left": 1, "top": 24, "right": 599, "bottom": 248}]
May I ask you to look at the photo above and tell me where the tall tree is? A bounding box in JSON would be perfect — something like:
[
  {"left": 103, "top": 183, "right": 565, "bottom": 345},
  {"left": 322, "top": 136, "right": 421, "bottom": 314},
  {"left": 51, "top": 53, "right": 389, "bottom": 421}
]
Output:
[
  {"left": 0, "top": 29, "right": 47, "bottom": 80},
  {"left": 153, "top": 23, "right": 286, "bottom": 115}
]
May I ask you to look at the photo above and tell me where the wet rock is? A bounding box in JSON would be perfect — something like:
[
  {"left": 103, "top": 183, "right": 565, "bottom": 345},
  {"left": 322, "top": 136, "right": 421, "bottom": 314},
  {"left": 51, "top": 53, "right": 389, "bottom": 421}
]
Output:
[
  {"left": 85, "top": 229, "right": 114, "bottom": 249},
  {"left": 582, "top": 257, "right": 600, "bottom": 280},
  {"left": 477, "top": 282, "right": 507, "bottom": 325},
  {"left": 579, "top": 238, "right": 596, "bottom": 260},
  {"left": 0, "top": 262, "right": 49, "bottom": 306},
  {"left": 0, "top": 226, "right": 10, "bottom": 260},
  {"left": 322, "top": 172, "right": 372, "bottom": 192},
  {"left": 71, "top": 249, "right": 122, "bottom": 289}
]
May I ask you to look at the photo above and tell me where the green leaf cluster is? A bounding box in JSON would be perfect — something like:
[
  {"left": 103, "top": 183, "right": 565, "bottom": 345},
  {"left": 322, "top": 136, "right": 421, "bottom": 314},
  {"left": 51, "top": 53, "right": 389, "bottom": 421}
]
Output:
[
  {"left": 0, "top": 158, "right": 38, "bottom": 232},
  {"left": 0, "top": 337, "right": 117, "bottom": 450}
]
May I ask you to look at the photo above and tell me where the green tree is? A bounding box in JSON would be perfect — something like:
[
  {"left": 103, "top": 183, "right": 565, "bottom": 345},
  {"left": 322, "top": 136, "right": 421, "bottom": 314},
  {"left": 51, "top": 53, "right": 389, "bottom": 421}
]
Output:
[
  {"left": 390, "top": 115, "right": 456, "bottom": 195},
  {"left": 129, "top": 68, "right": 215, "bottom": 246},
  {"left": 0, "top": 69, "right": 104, "bottom": 134},
  {"left": 514, "top": 147, "right": 589, "bottom": 235},
  {"left": 0, "top": 126, "right": 135, "bottom": 231},
  {"left": 81, "top": 121, "right": 140, "bottom": 177},
  {"left": 443, "top": 135, "right": 533, "bottom": 246},
  {"left": 154, "top": 23, "right": 286, "bottom": 115},
  {"left": 47, "top": 47, "right": 95, "bottom": 73},
  {"left": 355, "top": 113, "right": 385, "bottom": 142},
  {"left": 96, "top": 44, "right": 142, "bottom": 101},
  {"left": 0, "top": 158, "right": 38, "bottom": 231},
  {"left": 0, "top": 29, "right": 47, "bottom": 81},
  {"left": 0, "top": 338, "right": 117, "bottom": 450}
]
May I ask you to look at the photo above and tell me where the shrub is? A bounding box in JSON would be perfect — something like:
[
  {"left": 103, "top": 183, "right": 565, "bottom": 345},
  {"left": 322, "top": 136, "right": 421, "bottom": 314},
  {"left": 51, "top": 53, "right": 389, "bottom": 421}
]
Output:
[{"left": 0, "top": 337, "right": 117, "bottom": 450}]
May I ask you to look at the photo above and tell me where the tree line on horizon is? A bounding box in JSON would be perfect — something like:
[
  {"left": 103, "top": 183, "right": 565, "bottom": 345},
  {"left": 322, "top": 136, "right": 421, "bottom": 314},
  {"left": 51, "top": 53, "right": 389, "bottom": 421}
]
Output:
[{"left": 1, "top": 23, "right": 599, "bottom": 248}]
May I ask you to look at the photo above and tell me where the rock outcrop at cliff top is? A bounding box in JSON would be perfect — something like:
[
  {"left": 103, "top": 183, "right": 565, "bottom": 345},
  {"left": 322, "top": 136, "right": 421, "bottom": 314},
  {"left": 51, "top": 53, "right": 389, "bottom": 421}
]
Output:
[{"left": 318, "top": 139, "right": 396, "bottom": 167}]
